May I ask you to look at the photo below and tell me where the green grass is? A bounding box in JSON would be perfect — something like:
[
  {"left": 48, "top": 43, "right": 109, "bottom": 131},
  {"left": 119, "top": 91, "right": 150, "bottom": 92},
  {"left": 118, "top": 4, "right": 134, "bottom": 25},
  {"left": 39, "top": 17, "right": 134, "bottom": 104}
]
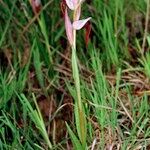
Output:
[{"left": 0, "top": 0, "right": 150, "bottom": 149}]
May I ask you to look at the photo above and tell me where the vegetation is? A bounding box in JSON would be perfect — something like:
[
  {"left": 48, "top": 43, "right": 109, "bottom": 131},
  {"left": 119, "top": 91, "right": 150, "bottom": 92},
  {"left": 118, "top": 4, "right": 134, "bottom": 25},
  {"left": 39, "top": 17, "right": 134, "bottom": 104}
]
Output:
[{"left": 0, "top": 0, "right": 150, "bottom": 149}]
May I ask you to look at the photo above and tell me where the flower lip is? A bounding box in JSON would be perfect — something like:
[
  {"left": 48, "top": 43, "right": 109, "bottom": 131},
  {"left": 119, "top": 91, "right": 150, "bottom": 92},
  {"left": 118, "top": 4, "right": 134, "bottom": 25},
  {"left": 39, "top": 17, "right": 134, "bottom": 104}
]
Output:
[{"left": 73, "top": 17, "right": 91, "bottom": 30}]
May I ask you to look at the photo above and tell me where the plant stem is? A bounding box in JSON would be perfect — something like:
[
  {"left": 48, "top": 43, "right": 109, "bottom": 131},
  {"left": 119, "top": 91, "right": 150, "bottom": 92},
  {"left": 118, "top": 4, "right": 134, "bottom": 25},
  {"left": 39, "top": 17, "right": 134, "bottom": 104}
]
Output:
[
  {"left": 72, "top": 6, "right": 81, "bottom": 111},
  {"left": 71, "top": 7, "right": 87, "bottom": 147}
]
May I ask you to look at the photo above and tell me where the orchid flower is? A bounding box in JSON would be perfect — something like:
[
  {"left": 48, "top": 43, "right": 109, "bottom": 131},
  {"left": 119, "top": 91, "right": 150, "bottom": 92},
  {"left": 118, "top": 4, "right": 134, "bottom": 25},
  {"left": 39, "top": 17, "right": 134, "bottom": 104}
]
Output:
[{"left": 64, "top": 0, "right": 91, "bottom": 46}]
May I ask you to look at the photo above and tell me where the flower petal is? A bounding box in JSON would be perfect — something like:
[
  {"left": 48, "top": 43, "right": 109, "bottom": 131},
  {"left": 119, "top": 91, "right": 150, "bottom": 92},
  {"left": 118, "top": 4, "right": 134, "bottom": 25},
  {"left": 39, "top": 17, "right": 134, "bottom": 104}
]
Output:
[
  {"left": 65, "top": 0, "right": 75, "bottom": 10},
  {"left": 73, "top": 0, "right": 78, "bottom": 6},
  {"left": 73, "top": 17, "right": 91, "bottom": 30},
  {"left": 65, "top": 8, "right": 73, "bottom": 45}
]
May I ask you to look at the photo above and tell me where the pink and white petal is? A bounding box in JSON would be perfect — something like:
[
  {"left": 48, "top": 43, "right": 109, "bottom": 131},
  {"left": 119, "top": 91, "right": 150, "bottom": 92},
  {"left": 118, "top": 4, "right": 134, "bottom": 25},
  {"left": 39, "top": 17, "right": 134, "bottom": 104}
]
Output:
[
  {"left": 73, "top": 0, "right": 78, "bottom": 6},
  {"left": 65, "top": 0, "right": 75, "bottom": 10},
  {"left": 65, "top": 9, "right": 73, "bottom": 45},
  {"left": 73, "top": 17, "right": 91, "bottom": 30}
]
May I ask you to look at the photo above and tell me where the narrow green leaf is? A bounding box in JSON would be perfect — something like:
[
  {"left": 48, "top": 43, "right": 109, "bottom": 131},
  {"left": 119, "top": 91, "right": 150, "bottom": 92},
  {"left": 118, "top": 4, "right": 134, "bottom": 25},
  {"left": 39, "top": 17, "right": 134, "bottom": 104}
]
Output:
[
  {"left": 66, "top": 123, "right": 83, "bottom": 150},
  {"left": 33, "top": 41, "right": 45, "bottom": 89}
]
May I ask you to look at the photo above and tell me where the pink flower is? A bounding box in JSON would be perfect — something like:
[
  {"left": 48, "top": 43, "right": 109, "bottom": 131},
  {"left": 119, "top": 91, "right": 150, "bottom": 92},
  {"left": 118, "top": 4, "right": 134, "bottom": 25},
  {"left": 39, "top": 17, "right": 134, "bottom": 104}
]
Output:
[{"left": 64, "top": 0, "right": 91, "bottom": 46}]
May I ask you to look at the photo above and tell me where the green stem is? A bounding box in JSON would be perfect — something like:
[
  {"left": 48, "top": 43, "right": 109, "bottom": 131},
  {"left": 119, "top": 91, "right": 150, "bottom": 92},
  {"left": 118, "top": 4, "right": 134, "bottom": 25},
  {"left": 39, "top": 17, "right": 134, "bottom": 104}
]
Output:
[
  {"left": 70, "top": 7, "right": 87, "bottom": 147},
  {"left": 72, "top": 6, "right": 81, "bottom": 111},
  {"left": 72, "top": 47, "right": 81, "bottom": 110}
]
